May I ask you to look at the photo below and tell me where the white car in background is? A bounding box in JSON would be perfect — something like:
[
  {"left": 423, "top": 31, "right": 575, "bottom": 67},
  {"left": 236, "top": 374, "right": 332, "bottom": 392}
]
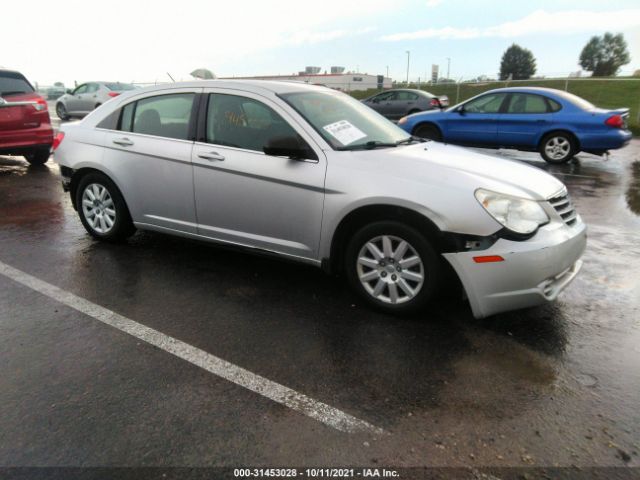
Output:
[
  {"left": 53, "top": 80, "right": 586, "bottom": 318},
  {"left": 55, "top": 82, "right": 136, "bottom": 120}
]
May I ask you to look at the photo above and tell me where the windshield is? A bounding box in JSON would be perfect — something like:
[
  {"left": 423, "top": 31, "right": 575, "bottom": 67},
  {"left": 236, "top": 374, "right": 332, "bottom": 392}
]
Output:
[
  {"left": 280, "top": 90, "right": 411, "bottom": 150},
  {"left": 0, "top": 71, "right": 35, "bottom": 96},
  {"left": 105, "top": 82, "right": 136, "bottom": 91}
]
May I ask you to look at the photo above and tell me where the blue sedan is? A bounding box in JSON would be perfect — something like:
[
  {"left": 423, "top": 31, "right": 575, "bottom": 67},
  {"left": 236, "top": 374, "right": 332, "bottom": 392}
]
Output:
[{"left": 397, "top": 87, "right": 632, "bottom": 164}]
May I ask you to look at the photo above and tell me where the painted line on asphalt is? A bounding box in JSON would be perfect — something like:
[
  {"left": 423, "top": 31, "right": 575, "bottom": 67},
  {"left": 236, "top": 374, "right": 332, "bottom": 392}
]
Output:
[{"left": 0, "top": 260, "right": 383, "bottom": 435}]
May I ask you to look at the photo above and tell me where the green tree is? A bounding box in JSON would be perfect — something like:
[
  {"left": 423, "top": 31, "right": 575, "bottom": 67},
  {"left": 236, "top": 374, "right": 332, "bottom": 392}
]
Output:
[
  {"left": 499, "top": 44, "right": 536, "bottom": 80},
  {"left": 579, "top": 33, "right": 630, "bottom": 77}
]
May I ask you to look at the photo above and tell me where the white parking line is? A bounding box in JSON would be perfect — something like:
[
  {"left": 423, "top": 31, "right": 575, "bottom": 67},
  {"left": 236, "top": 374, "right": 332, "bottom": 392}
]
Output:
[{"left": 0, "top": 260, "right": 383, "bottom": 435}]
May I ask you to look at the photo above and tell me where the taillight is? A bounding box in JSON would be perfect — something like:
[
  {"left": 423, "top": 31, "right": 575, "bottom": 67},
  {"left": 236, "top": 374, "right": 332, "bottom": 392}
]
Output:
[
  {"left": 605, "top": 114, "right": 624, "bottom": 129},
  {"left": 52, "top": 132, "right": 65, "bottom": 151},
  {"left": 107, "top": 92, "right": 120, "bottom": 98},
  {"left": 34, "top": 97, "right": 48, "bottom": 111},
  {"left": 430, "top": 98, "right": 440, "bottom": 108}
]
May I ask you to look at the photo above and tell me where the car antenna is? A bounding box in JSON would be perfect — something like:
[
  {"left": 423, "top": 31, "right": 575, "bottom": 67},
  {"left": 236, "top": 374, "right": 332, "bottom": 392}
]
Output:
[{"left": 167, "top": 72, "right": 176, "bottom": 82}]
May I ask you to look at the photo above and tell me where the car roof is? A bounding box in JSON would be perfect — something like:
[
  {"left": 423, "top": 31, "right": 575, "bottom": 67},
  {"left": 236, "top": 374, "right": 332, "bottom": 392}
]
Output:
[
  {"left": 123, "top": 79, "right": 336, "bottom": 96},
  {"left": 481, "top": 86, "right": 564, "bottom": 95}
]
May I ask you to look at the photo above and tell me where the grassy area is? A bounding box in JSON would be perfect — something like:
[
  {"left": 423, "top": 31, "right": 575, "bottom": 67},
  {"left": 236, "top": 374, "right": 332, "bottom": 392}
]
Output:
[{"left": 351, "top": 78, "right": 640, "bottom": 135}]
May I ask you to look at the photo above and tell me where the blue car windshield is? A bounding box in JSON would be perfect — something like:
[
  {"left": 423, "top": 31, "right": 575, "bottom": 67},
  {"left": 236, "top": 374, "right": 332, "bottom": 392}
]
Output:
[{"left": 280, "top": 90, "right": 411, "bottom": 150}]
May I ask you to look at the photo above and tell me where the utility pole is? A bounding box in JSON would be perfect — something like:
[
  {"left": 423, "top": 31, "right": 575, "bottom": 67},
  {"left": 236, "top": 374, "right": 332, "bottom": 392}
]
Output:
[
  {"left": 446, "top": 57, "right": 451, "bottom": 80},
  {"left": 386, "top": 66, "right": 389, "bottom": 78},
  {"left": 406, "top": 51, "right": 410, "bottom": 85}
]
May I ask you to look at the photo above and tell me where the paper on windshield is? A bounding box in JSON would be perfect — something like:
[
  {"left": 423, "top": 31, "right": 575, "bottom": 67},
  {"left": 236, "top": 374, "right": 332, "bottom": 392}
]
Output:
[{"left": 322, "top": 120, "right": 367, "bottom": 146}]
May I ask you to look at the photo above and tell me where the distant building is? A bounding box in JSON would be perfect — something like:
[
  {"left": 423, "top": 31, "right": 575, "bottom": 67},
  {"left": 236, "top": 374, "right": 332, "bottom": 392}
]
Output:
[{"left": 221, "top": 68, "right": 392, "bottom": 92}]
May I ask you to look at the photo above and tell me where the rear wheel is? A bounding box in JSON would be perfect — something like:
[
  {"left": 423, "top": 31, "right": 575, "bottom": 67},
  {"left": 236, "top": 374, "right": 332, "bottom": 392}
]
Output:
[
  {"left": 539, "top": 132, "right": 577, "bottom": 164},
  {"left": 24, "top": 148, "right": 50, "bottom": 165},
  {"left": 345, "top": 221, "right": 440, "bottom": 315},
  {"left": 76, "top": 172, "right": 135, "bottom": 242},
  {"left": 56, "top": 103, "right": 69, "bottom": 120},
  {"left": 413, "top": 123, "right": 442, "bottom": 141}
]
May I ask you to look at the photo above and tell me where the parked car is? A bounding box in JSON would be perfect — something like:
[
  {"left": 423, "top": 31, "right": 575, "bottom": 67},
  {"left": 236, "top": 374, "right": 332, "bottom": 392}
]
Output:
[
  {"left": 46, "top": 83, "right": 66, "bottom": 100},
  {"left": 398, "top": 87, "right": 632, "bottom": 164},
  {"left": 0, "top": 68, "right": 53, "bottom": 165},
  {"left": 54, "top": 81, "right": 586, "bottom": 318},
  {"left": 362, "top": 89, "right": 448, "bottom": 121},
  {"left": 55, "top": 82, "right": 136, "bottom": 120}
]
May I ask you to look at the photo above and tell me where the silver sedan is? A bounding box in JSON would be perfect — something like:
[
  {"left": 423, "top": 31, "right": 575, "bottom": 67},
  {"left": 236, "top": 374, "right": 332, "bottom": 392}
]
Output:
[
  {"left": 55, "top": 81, "right": 136, "bottom": 120},
  {"left": 53, "top": 80, "right": 586, "bottom": 318}
]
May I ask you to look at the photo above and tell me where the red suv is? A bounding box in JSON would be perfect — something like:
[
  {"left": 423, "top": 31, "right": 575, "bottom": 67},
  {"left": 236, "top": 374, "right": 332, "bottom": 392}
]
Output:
[{"left": 0, "top": 69, "right": 54, "bottom": 165}]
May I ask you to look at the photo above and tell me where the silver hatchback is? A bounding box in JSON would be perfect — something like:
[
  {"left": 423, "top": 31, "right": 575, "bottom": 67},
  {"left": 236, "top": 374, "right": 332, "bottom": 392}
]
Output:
[{"left": 53, "top": 80, "right": 586, "bottom": 318}]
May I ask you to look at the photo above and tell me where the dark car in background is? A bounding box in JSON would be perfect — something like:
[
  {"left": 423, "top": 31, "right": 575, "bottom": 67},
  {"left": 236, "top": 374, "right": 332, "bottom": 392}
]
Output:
[
  {"left": 362, "top": 88, "right": 448, "bottom": 121},
  {"left": 398, "top": 87, "right": 632, "bottom": 164},
  {"left": 0, "top": 69, "right": 53, "bottom": 165}
]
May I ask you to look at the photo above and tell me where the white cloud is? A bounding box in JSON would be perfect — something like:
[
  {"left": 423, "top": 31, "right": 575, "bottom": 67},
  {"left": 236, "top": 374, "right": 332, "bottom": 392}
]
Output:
[
  {"left": 380, "top": 8, "right": 640, "bottom": 41},
  {"left": 425, "top": 0, "right": 442, "bottom": 7},
  {"left": 287, "top": 26, "right": 376, "bottom": 45}
]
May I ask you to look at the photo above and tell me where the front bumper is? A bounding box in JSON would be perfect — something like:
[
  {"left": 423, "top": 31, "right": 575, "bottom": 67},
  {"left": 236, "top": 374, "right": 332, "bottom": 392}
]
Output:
[{"left": 443, "top": 220, "right": 587, "bottom": 318}]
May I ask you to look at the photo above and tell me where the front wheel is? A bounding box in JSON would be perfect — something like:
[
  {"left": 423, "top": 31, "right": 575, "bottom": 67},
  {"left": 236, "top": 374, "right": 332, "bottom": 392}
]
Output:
[
  {"left": 344, "top": 221, "right": 440, "bottom": 315},
  {"left": 413, "top": 123, "right": 442, "bottom": 141},
  {"left": 539, "top": 133, "right": 577, "bottom": 164},
  {"left": 56, "top": 103, "right": 69, "bottom": 121},
  {"left": 76, "top": 173, "right": 136, "bottom": 242}
]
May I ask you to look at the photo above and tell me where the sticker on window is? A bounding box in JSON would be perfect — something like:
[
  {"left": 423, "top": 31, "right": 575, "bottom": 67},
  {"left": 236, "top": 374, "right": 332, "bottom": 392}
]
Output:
[{"left": 322, "top": 120, "right": 367, "bottom": 146}]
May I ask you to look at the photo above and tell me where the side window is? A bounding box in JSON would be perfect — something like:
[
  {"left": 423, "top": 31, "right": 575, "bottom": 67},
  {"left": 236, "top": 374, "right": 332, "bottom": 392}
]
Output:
[
  {"left": 86, "top": 83, "right": 99, "bottom": 93},
  {"left": 395, "top": 91, "right": 418, "bottom": 101},
  {"left": 464, "top": 93, "right": 506, "bottom": 113},
  {"left": 374, "top": 92, "right": 393, "bottom": 102},
  {"left": 74, "top": 84, "right": 88, "bottom": 95},
  {"left": 547, "top": 98, "right": 562, "bottom": 112},
  {"left": 507, "top": 94, "right": 548, "bottom": 114},
  {"left": 205, "top": 93, "right": 303, "bottom": 153},
  {"left": 124, "top": 93, "right": 194, "bottom": 140}
]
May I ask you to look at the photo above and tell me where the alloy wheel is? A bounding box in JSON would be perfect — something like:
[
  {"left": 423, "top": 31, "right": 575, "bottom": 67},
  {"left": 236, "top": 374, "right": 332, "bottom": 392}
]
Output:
[
  {"left": 356, "top": 235, "right": 424, "bottom": 305},
  {"left": 81, "top": 183, "right": 116, "bottom": 234},
  {"left": 544, "top": 136, "right": 571, "bottom": 161}
]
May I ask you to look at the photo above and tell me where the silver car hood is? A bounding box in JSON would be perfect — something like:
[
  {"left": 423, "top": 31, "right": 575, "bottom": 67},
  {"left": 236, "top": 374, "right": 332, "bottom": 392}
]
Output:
[{"left": 356, "top": 141, "right": 565, "bottom": 201}]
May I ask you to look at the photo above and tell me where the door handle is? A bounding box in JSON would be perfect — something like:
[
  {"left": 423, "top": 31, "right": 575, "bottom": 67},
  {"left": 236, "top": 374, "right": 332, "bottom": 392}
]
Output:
[
  {"left": 113, "top": 137, "right": 134, "bottom": 147},
  {"left": 198, "top": 151, "right": 225, "bottom": 161}
]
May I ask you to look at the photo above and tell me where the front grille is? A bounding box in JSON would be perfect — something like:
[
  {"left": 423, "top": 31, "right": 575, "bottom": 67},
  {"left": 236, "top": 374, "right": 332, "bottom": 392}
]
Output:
[{"left": 548, "top": 191, "right": 578, "bottom": 226}]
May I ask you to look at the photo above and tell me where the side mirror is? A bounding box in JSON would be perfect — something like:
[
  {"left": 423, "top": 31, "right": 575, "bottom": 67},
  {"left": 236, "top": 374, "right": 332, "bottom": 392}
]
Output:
[
  {"left": 372, "top": 98, "right": 380, "bottom": 103},
  {"left": 66, "top": 89, "right": 73, "bottom": 95},
  {"left": 263, "top": 136, "right": 317, "bottom": 161},
  {"left": 457, "top": 106, "right": 466, "bottom": 115}
]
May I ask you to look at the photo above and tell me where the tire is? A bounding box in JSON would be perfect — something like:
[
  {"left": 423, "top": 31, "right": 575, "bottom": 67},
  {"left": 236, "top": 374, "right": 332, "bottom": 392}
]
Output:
[
  {"left": 413, "top": 123, "right": 442, "bottom": 141},
  {"left": 95, "top": 103, "right": 102, "bottom": 109},
  {"left": 344, "top": 221, "right": 441, "bottom": 315},
  {"left": 75, "top": 172, "right": 136, "bottom": 242},
  {"left": 56, "top": 103, "right": 69, "bottom": 121},
  {"left": 24, "top": 148, "right": 50, "bottom": 165},
  {"left": 539, "top": 132, "right": 577, "bottom": 164}
]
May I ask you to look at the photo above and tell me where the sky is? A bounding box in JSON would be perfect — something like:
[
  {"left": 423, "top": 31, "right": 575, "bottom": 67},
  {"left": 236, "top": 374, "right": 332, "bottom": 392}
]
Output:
[{"left": 2, "top": 0, "right": 640, "bottom": 87}]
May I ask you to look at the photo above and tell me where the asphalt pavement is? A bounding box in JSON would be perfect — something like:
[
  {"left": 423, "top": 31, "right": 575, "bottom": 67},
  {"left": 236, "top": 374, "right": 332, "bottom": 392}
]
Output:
[{"left": 0, "top": 107, "right": 639, "bottom": 477}]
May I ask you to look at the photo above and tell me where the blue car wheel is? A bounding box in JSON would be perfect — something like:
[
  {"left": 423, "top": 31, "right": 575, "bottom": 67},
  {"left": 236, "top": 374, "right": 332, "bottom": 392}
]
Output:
[{"left": 539, "top": 132, "right": 577, "bottom": 164}]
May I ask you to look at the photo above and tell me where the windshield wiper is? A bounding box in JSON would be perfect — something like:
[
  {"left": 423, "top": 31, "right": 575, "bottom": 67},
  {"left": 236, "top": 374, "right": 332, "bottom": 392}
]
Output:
[
  {"left": 337, "top": 140, "right": 398, "bottom": 151},
  {"left": 395, "top": 136, "right": 424, "bottom": 145}
]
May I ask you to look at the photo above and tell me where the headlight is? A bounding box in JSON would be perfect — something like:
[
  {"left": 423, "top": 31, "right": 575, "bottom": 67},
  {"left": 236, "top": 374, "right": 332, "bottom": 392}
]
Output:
[
  {"left": 398, "top": 116, "right": 408, "bottom": 125},
  {"left": 475, "top": 188, "right": 549, "bottom": 235}
]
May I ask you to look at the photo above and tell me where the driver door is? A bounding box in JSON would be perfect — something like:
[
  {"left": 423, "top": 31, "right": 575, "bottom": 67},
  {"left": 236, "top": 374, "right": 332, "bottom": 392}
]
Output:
[
  {"left": 66, "top": 84, "right": 88, "bottom": 114},
  {"left": 191, "top": 89, "right": 327, "bottom": 260},
  {"left": 445, "top": 92, "right": 507, "bottom": 146}
]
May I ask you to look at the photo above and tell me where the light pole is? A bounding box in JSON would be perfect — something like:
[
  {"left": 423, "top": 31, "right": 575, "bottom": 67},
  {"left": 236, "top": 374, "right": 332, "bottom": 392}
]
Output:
[
  {"left": 446, "top": 57, "right": 451, "bottom": 80},
  {"left": 405, "top": 51, "right": 410, "bottom": 85},
  {"left": 386, "top": 65, "right": 389, "bottom": 79}
]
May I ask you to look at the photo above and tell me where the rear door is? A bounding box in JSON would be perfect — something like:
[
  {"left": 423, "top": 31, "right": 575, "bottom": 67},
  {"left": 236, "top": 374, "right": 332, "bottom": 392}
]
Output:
[
  {"left": 388, "top": 91, "right": 418, "bottom": 119},
  {"left": 191, "top": 89, "right": 326, "bottom": 259},
  {"left": 498, "top": 93, "right": 553, "bottom": 147},
  {"left": 444, "top": 92, "right": 507, "bottom": 146},
  {"left": 101, "top": 88, "right": 201, "bottom": 233}
]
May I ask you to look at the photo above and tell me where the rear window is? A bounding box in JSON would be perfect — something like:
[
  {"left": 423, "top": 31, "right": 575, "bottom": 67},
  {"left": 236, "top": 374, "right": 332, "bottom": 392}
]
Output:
[
  {"left": 552, "top": 91, "right": 594, "bottom": 111},
  {"left": 0, "top": 71, "right": 35, "bottom": 96},
  {"left": 105, "top": 82, "right": 136, "bottom": 92}
]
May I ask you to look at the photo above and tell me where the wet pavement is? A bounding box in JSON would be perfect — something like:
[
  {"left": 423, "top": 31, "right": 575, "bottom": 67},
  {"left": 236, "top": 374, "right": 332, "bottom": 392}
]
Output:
[{"left": 0, "top": 130, "right": 639, "bottom": 475}]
